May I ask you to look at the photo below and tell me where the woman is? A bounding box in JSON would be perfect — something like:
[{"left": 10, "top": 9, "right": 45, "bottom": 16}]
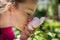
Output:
[{"left": 0, "top": 0, "right": 38, "bottom": 40}]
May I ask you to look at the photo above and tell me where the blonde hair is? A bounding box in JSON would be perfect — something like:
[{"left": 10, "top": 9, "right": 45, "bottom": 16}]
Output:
[{"left": 0, "top": 0, "right": 11, "bottom": 13}]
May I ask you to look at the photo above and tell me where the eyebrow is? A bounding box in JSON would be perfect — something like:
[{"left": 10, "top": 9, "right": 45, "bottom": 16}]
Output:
[{"left": 27, "top": 8, "right": 34, "bottom": 12}]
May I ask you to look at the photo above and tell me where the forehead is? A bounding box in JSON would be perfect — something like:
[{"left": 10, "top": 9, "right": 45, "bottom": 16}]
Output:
[
  {"left": 19, "top": 0, "right": 38, "bottom": 12},
  {"left": 18, "top": 0, "right": 38, "bottom": 10},
  {"left": 16, "top": 0, "right": 38, "bottom": 15}
]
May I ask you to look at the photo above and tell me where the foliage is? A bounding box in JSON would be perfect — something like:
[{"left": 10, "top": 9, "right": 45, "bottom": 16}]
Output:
[
  {"left": 28, "top": 20, "right": 60, "bottom": 40},
  {"left": 13, "top": 20, "right": 60, "bottom": 40}
]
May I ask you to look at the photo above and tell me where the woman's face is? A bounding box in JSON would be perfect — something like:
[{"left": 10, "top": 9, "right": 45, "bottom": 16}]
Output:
[{"left": 11, "top": 0, "right": 37, "bottom": 31}]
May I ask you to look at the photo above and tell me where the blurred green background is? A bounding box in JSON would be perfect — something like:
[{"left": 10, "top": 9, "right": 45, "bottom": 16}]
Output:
[{"left": 13, "top": 0, "right": 60, "bottom": 40}]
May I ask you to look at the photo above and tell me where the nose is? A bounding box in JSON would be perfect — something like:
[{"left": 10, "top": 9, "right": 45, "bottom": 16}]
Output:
[{"left": 27, "top": 15, "right": 33, "bottom": 22}]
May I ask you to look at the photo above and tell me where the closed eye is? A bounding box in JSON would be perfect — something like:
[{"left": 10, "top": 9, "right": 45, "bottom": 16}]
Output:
[
  {"left": 26, "top": 13, "right": 31, "bottom": 16},
  {"left": 26, "top": 8, "right": 33, "bottom": 16}
]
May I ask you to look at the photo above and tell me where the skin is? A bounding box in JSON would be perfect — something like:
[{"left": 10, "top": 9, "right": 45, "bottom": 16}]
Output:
[
  {"left": 0, "top": 0, "right": 37, "bottom": 31},
  {"left": 0, "top": 0, "right": 38, "bottom": 40}
]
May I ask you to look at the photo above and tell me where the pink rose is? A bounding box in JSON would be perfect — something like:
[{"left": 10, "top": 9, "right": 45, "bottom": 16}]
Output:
[{"left": 28, "top": 17, "right": 45, "bottom": 30}]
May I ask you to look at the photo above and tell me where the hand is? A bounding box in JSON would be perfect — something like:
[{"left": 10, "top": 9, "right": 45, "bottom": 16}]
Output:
[{"left": 28, "top": 17, "right": 45, "bottom": 30}]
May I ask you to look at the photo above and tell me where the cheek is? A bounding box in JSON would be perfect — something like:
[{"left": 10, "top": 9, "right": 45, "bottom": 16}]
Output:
[
  {"left": 11, "top": 11, "right": 28, "bottom": 31},
  {"left": 18, "top": 12, "right": 28, "bottom": 25}
]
